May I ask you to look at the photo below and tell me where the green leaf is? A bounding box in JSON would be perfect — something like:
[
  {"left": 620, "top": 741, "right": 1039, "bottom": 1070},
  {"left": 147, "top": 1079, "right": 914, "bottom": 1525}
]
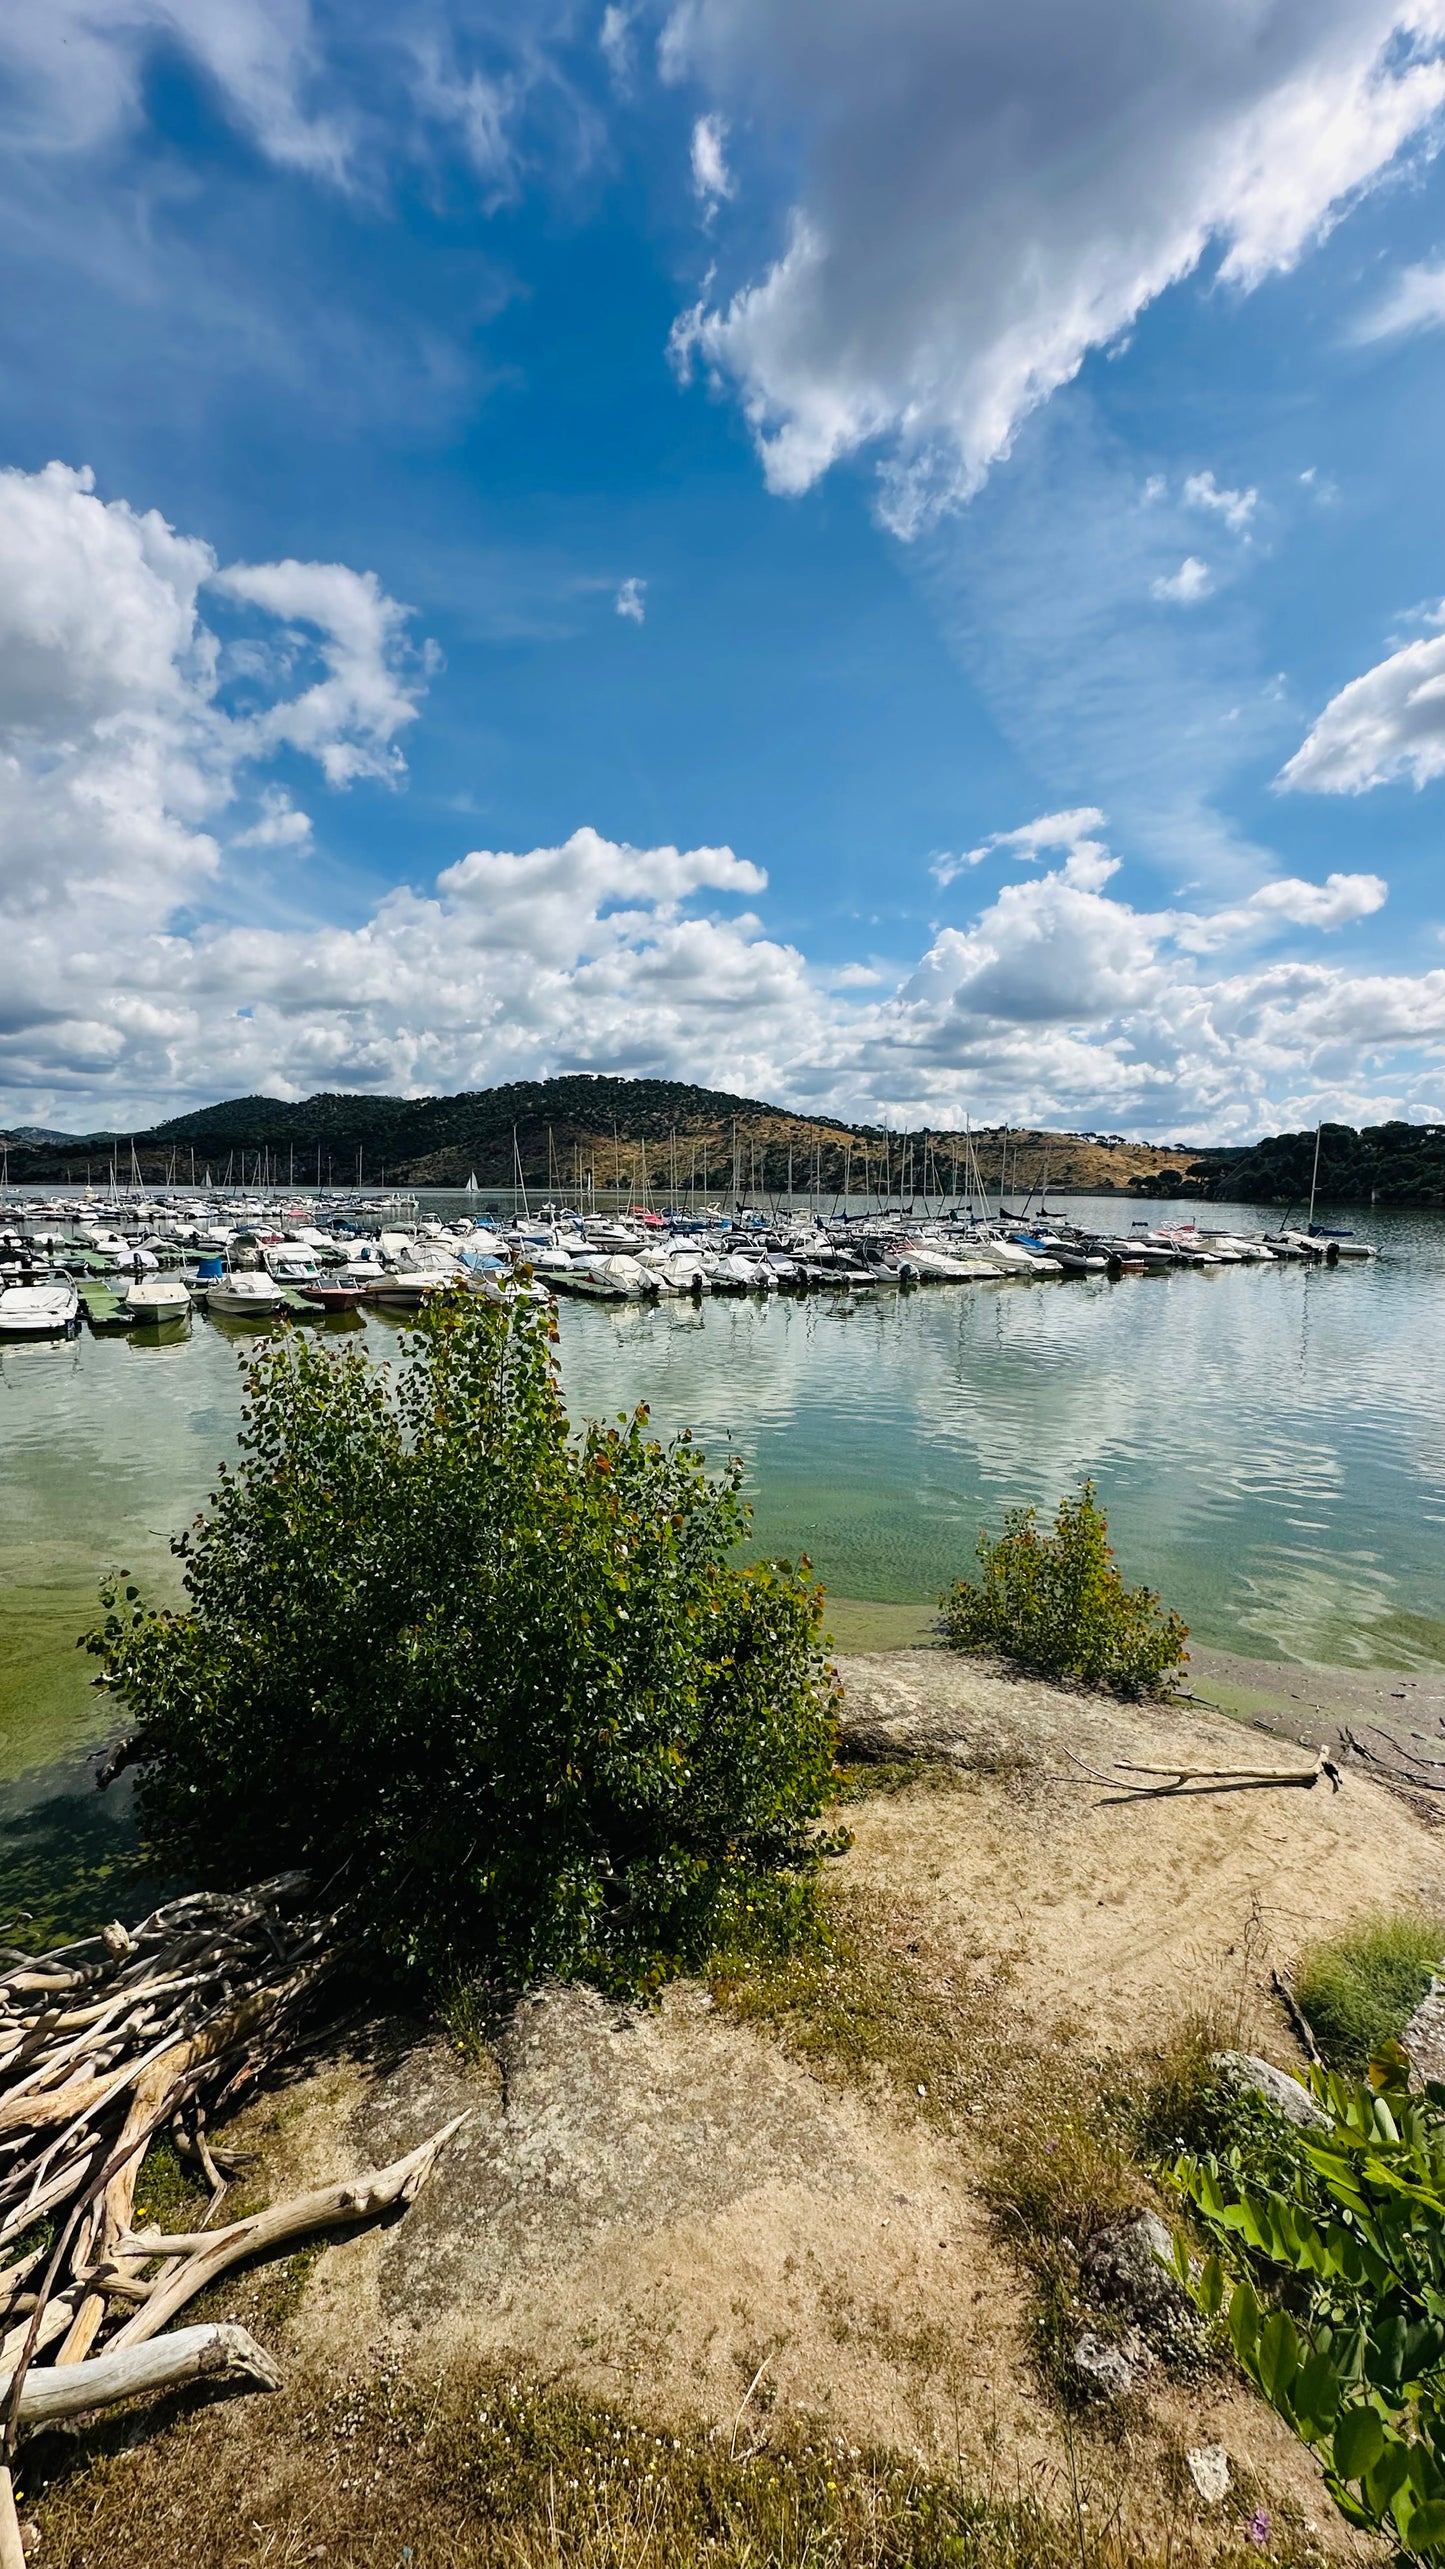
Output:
[
  {"left": 1332, "top": 2406, "right": 1385, "bottom": 2482},
  {"left": 1256, "top": 2309, "right": 1301, "bottom": 2411}
]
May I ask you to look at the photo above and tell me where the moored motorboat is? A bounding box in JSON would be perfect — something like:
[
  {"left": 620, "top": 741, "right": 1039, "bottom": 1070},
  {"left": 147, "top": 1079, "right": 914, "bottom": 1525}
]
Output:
[
  {"left": 262, "top": 1246, "right": 368, "bottom": 1312},
  {"left": 124, "top": 1272, "right": 192, "bottom": 1331},
  {"left": 201, "top": 1260, "right": 286, "bottom": 1317},
  {"left": 0, "top": 1278, "right": 81, "bottom": 1337}
]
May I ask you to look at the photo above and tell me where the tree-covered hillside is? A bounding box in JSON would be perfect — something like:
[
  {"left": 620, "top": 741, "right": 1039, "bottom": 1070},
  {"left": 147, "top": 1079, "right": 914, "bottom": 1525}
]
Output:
[{"left": 1184, "top": 1121, "right": 1445, "bottom": 1210}]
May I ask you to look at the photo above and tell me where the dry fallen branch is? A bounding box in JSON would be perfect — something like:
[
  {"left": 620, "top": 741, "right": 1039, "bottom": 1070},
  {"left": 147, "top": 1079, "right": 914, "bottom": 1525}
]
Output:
[
  {"left": 2, "top": 2321, "right": 281, "bottom": 2426},
  {"left": 110, "top": 2113, "right": 469, "bottom": 2346},
  {"left": 1050, "top": 1744, "right": 1340, "bottom": 1800},
  {"left": 0, "top": 1876, "right": 470, "bottom": 2562}
]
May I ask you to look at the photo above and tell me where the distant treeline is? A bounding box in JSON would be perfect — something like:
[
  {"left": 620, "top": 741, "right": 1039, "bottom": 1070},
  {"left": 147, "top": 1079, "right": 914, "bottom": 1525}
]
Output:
[{"left": 1183, "top": 1121, "right": 1445, "bottom": 1211}]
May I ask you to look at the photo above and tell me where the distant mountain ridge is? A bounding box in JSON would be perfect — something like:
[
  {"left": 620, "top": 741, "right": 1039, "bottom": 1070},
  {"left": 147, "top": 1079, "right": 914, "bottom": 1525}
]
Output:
[
  {"left": 3, "top": 1075, "right": 1182, "bottom": 1195},
  {"left": 3, "top": 1082, "right": 1441, "bottom": 1205}
]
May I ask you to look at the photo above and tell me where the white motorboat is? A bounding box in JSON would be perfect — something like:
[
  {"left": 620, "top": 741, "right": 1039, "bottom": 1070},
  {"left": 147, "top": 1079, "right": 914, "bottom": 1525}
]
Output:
[
  {"left": 203, "top": 1266, "right": 286, "bottom": 1317},
  {"left": 125, "top": 1272, "right": 192, "bottom": 1331},
  {"left": 371, "top": 1244, "right": 464, "bottom": 1307},
  {"left": 975, "top": 1237, "right": 1062, "bottom": 1275},
  {"left": 0, "top": 1279, "right": 80, "bottom": 1336},
  {"left": 562, "top": 1254, "right": 658, "bottom": 1300}
]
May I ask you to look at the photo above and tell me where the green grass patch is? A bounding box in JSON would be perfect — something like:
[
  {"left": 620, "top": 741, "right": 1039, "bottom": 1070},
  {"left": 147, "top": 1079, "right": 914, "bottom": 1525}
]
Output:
[{"left": 1294, "top": 1910, "right": 1445, "bottom": 2071}]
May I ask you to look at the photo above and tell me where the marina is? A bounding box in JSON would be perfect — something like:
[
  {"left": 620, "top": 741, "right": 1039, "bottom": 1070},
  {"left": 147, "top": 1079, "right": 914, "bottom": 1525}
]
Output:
[
  {"left": 0, "top": 1171, "right": 1381, "bottom": 1338},
  {"left": 3, "top": 1179, "right": 1440, "bottom": 1938}
]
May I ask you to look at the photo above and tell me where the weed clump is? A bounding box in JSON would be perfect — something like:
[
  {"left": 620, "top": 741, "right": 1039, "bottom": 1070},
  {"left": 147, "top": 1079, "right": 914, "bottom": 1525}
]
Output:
[
  {"left": 1293, "top": 1909, "right": 1444, "bottom": 2069},
  {"left": 941, "top": 1483, "right": 1187, "bottom": 1697}
]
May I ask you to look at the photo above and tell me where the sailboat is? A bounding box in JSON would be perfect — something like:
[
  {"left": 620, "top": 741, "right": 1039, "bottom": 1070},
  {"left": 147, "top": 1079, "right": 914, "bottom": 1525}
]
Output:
[{"left": 465, "top": 1173, "right": 479, "bottom": 1194}]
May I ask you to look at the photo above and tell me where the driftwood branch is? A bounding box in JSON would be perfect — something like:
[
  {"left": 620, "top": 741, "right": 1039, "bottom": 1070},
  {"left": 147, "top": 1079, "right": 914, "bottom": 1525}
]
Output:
[
  {"left": 3, "top": 2322, "right": 280, "bottom": 2426},
  {"left": 0, "top": 2465, "right": 25, "bottom": 2569},
  {"left": 111, "top": 2114, "right": 469, "bottom": 2346},
  {"left": 1052, "top": 1746, "right": 1339, "bottom": 1800},
  {"left": 0, "top": 1876, "right": 334, "bottom": 2451}
]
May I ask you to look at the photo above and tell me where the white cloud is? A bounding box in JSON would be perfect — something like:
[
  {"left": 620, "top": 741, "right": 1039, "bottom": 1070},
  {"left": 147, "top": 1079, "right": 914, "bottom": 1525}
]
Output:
[
  {"left": 600, "top": 4, "right": 636, "bottom": 83},
  {"left": 0, "top": 0, "right": 597, "bottom": 201},
  {"left": 1174, "top": 870, "right": 1389, "bottom": 951},
  {"left": 1183, "top": 470, "right": 1258, "bottom": 533},
  {"left": 0, "top": 0, "right": 350, "bottom": 177},
  {"left": 1152, "top": 555, "right": 1212, "bottom": 604},
  {"left": 0, "top": 468, "right": 1439, "bottom": 1143},
  {"left": 233, "top": 787, "right": 314, "bottom": 850},
  {"left": 690, "top": 111, "right": 734, "bottom": 209},
  {"left": 615, "top": 576, "right": 648, "bottom": 623},
  {"left": 933, "top": 806, "right": 1109, "bottom": 885},
  {"left": 210, "top": 555, "right": 427, "bottom": 785},
  {"left": 1355, "top": 257, "right": 1445, "bottom": 340},
  {"left": 1281, "top": 616, "right": 1445, "bottom": 791},
  {"left": 663, "top": 0, "right": 1445, "bottom": 533}
]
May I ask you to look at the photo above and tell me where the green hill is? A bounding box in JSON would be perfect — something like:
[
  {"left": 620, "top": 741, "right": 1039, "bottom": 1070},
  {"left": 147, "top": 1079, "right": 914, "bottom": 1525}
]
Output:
[{"left": 1183, "top": 1120, "right": 1445, "bottom": 1211}]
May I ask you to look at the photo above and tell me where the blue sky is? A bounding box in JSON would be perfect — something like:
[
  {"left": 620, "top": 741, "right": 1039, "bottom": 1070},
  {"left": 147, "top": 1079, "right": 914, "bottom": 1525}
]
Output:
[{"left": 1, "top": 0, "right": 1444, "bottom": 1139}]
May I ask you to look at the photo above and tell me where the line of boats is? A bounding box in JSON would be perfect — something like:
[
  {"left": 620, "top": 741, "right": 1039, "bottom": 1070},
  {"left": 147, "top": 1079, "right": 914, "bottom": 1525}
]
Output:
[{"left": 0, "top": 1194, "right": 1376, "bottom": 1339}]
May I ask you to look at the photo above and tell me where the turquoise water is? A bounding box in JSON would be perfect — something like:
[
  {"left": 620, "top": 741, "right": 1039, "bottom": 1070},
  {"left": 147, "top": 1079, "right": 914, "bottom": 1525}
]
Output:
[{"left": 2, "top": 1192, "right": 1441, "bottom": 1932}]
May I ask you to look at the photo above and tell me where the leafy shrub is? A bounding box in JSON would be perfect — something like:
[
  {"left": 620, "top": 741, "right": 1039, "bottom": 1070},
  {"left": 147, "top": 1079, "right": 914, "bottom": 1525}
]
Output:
[
  {"left": 87, "top": 1293, "right": 842, "bottom": 1996},
  {"left": 1168, "top": 2049, "right": 1445, "bottom": 2562},
  {"left": 1294, "top": 1912, "right": 1444, "bottom": 2071},
  {"left": 940, "top": 1482, "right": 1187, "bottom": 1695}
]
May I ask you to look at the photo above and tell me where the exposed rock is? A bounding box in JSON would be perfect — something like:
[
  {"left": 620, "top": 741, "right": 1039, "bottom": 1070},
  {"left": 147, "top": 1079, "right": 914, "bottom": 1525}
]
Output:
[
  {"left": 1080, "top": 2209, "right": 1182, "bottom": 2317},
  {"left": 1073, "top": 2327, "right": 1152, "bottom": 2398},
  {"left": 1186, "top": 2444, "right": 1232, "bottom": 2504},
  {"left": 1211, "top": 2051, "right": 1328, "bottom": 2132}
]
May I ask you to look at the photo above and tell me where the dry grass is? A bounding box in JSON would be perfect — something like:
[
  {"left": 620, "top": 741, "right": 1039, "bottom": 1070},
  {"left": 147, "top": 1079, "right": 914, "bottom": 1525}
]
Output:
[
  {"left": 21, "top": 2358, "right": 1330, "bottom": 2569},
  {"left": 706, "top": 1873, "right": 1029, "bottom": 2134}
]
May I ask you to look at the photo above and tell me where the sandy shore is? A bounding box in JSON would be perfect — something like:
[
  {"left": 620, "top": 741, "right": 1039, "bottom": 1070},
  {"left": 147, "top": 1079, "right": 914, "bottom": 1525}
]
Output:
[{"left": 822, "top": 1595, "right": 1445, "bottom": 1764}]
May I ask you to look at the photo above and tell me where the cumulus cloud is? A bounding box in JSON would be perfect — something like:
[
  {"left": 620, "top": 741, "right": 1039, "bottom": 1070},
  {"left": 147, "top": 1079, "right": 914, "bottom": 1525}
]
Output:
[
  {"left": 1281, "top": 617, "right": 1445, "bottom": 791},
  {"left": 233, "top": 787, "right": 314, "bottom": 849},
  {"left": 210, "top": 555, "right": 427, "bottom": 784},
  {"left": 0, "top": 456, "right": 423, "bottom": 1001},
  {"left": 0, "top": 464, "right": 1439, "bottom": 1142},
  {"left": 615, "top": 575, "right": 647, "bottom": 623},
  {"left": 1183, "top": 470, "right": 1258, "bottom": 532},
  {"left": 1355, "top": 257, "right": 1445, "bottom": 339},
  {"left": 1152, "top": 555, "right": 1212, "bottom": 604},
  {"left": 1173, "top": 870, "right": 1389, "bottom": 950},
  {"left": 662, "top": 0, "right": 1445, "bottom": 532}
]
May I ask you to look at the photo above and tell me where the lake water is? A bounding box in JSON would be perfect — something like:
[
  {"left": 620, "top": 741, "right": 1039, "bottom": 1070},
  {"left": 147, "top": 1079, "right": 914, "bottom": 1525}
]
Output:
[{"left": 3, "top": 1192, "right": 1442, "bottom": 1934}]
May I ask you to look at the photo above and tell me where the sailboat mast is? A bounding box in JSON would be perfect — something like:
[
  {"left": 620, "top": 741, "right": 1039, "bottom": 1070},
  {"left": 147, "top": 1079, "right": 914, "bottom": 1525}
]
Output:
[{"left": 1307, "top": 1122, "right": 1323, "bottom": 1230}]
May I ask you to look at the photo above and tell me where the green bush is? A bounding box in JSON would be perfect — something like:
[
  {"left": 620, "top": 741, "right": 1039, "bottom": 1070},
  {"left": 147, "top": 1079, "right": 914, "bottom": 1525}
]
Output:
[
  {"left": 940, "top": 1482, "right": 1187, "bottom": 1695},
  {"left": 1294, "top": 1912, "right": 1444, "bottom": 2071},
  {"left": 86, "top": 1292, "right": 842, "bottom": 1997},
  {"left": 1168, "top": 2049, "right": 1445, "bottom": 2562}
]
